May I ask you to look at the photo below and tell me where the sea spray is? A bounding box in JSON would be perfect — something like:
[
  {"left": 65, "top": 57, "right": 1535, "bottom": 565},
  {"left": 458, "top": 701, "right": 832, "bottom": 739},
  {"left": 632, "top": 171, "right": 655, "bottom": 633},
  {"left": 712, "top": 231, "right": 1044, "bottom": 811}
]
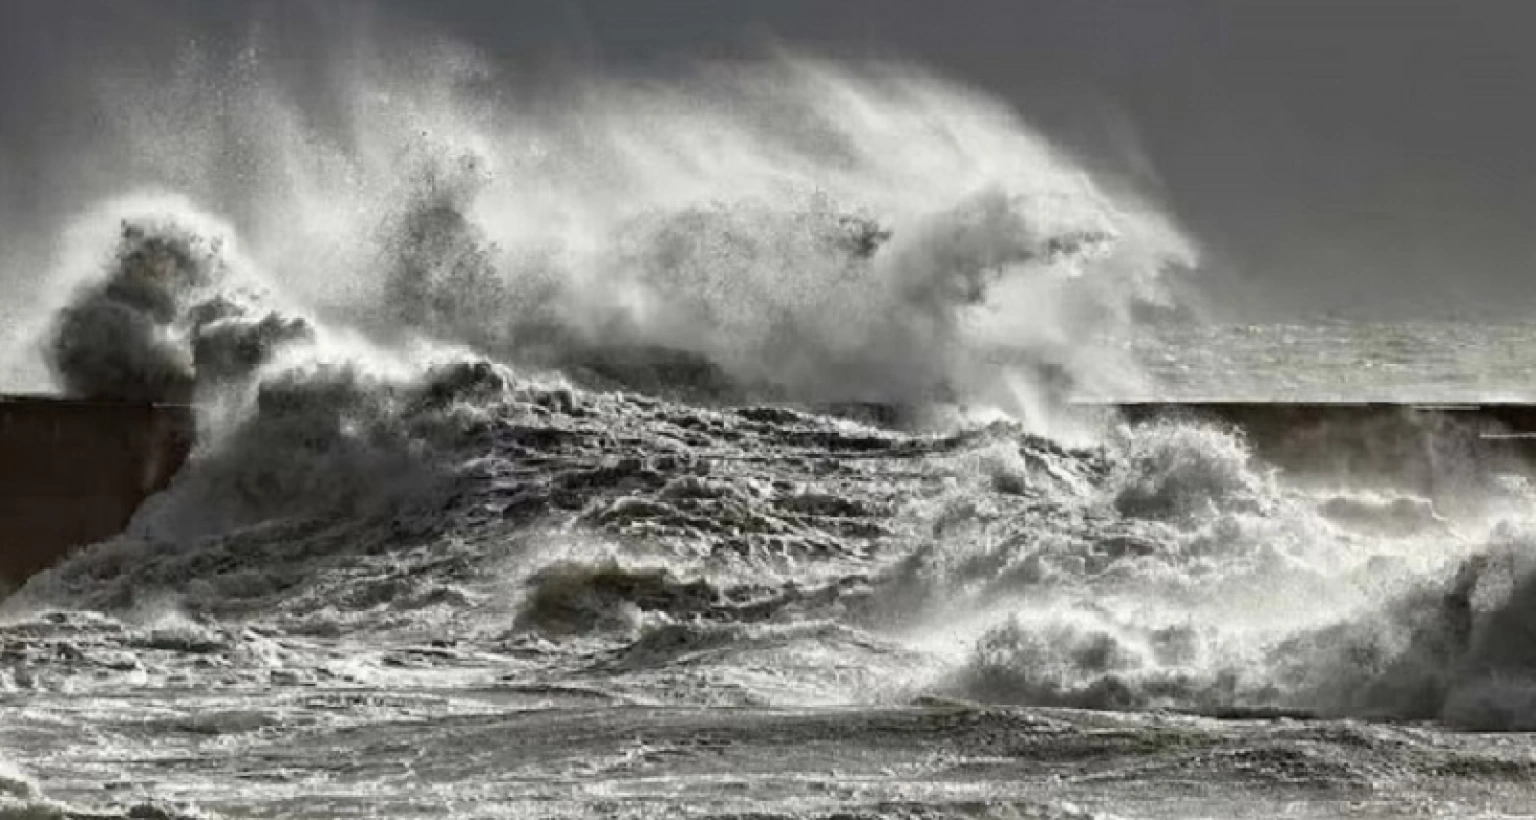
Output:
[
  {"left": 5, "top": 45, "right": 1202, "bottom": 614},
  {"left": 13, "top": 39, "right": 1536, "bottom": 734},
  {"left": 22, "top": 49, "right": 1195, "bottom": 422},
  {"left": 39, "top": 195, "right": 313, "bottom": 404}
]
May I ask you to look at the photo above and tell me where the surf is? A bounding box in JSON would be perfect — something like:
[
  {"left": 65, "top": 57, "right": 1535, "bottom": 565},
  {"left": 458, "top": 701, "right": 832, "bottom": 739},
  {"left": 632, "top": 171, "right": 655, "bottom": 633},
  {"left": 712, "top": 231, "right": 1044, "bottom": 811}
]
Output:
[{"left": 4, "top": 25, "right": 1536, "bottom": 743}]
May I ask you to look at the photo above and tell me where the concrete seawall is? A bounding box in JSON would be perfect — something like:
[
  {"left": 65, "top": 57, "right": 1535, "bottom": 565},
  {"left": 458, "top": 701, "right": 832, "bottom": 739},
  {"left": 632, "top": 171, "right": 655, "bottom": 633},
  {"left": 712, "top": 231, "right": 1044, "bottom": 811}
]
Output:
[{"left": 0, "top": 396, "right": 194, "bottom": 591}]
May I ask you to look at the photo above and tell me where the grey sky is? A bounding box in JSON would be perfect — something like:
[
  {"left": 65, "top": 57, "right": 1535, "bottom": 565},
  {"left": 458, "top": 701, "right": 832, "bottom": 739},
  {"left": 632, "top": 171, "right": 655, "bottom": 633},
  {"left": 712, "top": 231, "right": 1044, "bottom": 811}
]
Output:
[{"left": 3, "top": 0, "right": 1534, "bottom": 319}]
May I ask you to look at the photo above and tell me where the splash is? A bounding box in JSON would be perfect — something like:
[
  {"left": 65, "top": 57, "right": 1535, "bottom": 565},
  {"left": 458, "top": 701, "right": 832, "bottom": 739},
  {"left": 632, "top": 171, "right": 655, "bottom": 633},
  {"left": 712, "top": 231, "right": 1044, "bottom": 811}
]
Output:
[
  {"left": 39, "top": 194, "right": 311, "bottom": 404},
  {"left": 15, "top": 44, "right": 1193, "bottom": 422},
  {"left": 29, "top": 28, "right": 1536, "bottom": 734},
  {"left": 2, "top": 43, "right": 1202, "bottom": 598}
]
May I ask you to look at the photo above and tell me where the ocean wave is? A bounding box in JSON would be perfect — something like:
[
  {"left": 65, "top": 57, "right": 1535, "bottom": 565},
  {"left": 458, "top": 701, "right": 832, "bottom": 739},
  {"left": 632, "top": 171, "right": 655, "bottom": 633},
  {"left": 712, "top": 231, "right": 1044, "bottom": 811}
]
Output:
[{"left": 6, "top": 43, "right": 1536, "bottom": 736}]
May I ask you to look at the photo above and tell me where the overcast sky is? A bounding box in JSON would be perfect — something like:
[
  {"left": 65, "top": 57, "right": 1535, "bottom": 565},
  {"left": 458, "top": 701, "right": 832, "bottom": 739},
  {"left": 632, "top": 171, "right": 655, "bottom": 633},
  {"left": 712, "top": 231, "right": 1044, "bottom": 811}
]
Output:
[{"left": 3, "top": 0, "right": 1534, "bottom": 320}]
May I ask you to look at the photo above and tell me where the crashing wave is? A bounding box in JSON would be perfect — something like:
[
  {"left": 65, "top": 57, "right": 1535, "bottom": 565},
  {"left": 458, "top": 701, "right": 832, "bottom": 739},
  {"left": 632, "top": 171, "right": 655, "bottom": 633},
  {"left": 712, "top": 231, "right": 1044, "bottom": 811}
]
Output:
[{"left": 10, "top": 44, "right": 1536, "bottom": 741}]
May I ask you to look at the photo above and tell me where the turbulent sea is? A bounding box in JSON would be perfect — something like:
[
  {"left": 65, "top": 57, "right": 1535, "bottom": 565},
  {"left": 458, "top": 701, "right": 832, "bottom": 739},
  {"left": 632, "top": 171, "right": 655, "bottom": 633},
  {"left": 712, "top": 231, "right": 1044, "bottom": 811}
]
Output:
[{"left": 4, "top": 52, "right": 1536, "bottom": 820}]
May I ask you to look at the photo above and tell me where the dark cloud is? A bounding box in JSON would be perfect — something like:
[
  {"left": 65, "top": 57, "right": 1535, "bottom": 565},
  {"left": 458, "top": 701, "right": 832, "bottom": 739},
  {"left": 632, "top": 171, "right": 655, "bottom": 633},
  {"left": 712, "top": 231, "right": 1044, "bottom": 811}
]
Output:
[{"left": 4, "top": 0, "right": 1535, "bottom": 319}]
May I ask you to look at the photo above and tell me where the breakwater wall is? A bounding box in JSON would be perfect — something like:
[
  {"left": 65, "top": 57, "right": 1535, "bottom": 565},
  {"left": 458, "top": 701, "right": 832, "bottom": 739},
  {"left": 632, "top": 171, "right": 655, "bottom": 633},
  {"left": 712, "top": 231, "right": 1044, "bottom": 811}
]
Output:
[{"left": 0, "top": 396, "right": 193, "bottom": 590}]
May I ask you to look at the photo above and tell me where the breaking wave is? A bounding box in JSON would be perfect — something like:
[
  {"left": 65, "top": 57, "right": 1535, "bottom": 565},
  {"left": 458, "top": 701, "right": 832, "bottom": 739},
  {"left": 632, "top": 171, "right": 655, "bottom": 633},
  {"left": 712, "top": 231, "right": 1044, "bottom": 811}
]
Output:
[
  {"left": 6, "top": 32, "right": 1536, "bottom": 740},
  {"left": 18, "top": 46, "right": 1193, "bottom": 411}
]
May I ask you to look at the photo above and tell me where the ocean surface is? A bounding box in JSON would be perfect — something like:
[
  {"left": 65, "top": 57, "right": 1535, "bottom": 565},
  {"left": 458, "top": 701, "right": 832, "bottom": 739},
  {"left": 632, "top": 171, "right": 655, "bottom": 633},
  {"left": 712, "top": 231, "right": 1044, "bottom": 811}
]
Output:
[
  {"left": 1136, "top": 320, "right": 1536, "bottom": 403},
  {"left": 3, "top": 55, "right": 1536, "bottom": 820},
  {"left": 5, "top": 317, "right": 1536, "bottom": 819}
]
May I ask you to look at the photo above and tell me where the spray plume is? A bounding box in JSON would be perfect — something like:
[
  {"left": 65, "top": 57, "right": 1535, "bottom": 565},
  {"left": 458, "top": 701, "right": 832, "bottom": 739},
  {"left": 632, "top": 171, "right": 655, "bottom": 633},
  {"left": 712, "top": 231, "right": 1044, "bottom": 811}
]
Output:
[{"left": 12, "top": 41, "right": 1193, "bottom": 425}]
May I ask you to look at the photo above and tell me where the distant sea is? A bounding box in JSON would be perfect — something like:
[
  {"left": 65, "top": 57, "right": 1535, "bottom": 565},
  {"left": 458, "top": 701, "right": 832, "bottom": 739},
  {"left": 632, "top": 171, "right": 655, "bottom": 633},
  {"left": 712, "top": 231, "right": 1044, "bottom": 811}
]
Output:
[{"left": 1134, "top": 319, "right": 1536, "bottom": 402}]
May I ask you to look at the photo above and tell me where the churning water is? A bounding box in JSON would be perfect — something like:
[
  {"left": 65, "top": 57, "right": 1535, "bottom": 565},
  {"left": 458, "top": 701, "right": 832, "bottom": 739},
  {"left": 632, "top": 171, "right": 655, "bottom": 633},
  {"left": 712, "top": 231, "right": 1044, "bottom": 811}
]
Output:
[{"left": 2, "top": 37, "right": 1535, "bottom": 820}]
